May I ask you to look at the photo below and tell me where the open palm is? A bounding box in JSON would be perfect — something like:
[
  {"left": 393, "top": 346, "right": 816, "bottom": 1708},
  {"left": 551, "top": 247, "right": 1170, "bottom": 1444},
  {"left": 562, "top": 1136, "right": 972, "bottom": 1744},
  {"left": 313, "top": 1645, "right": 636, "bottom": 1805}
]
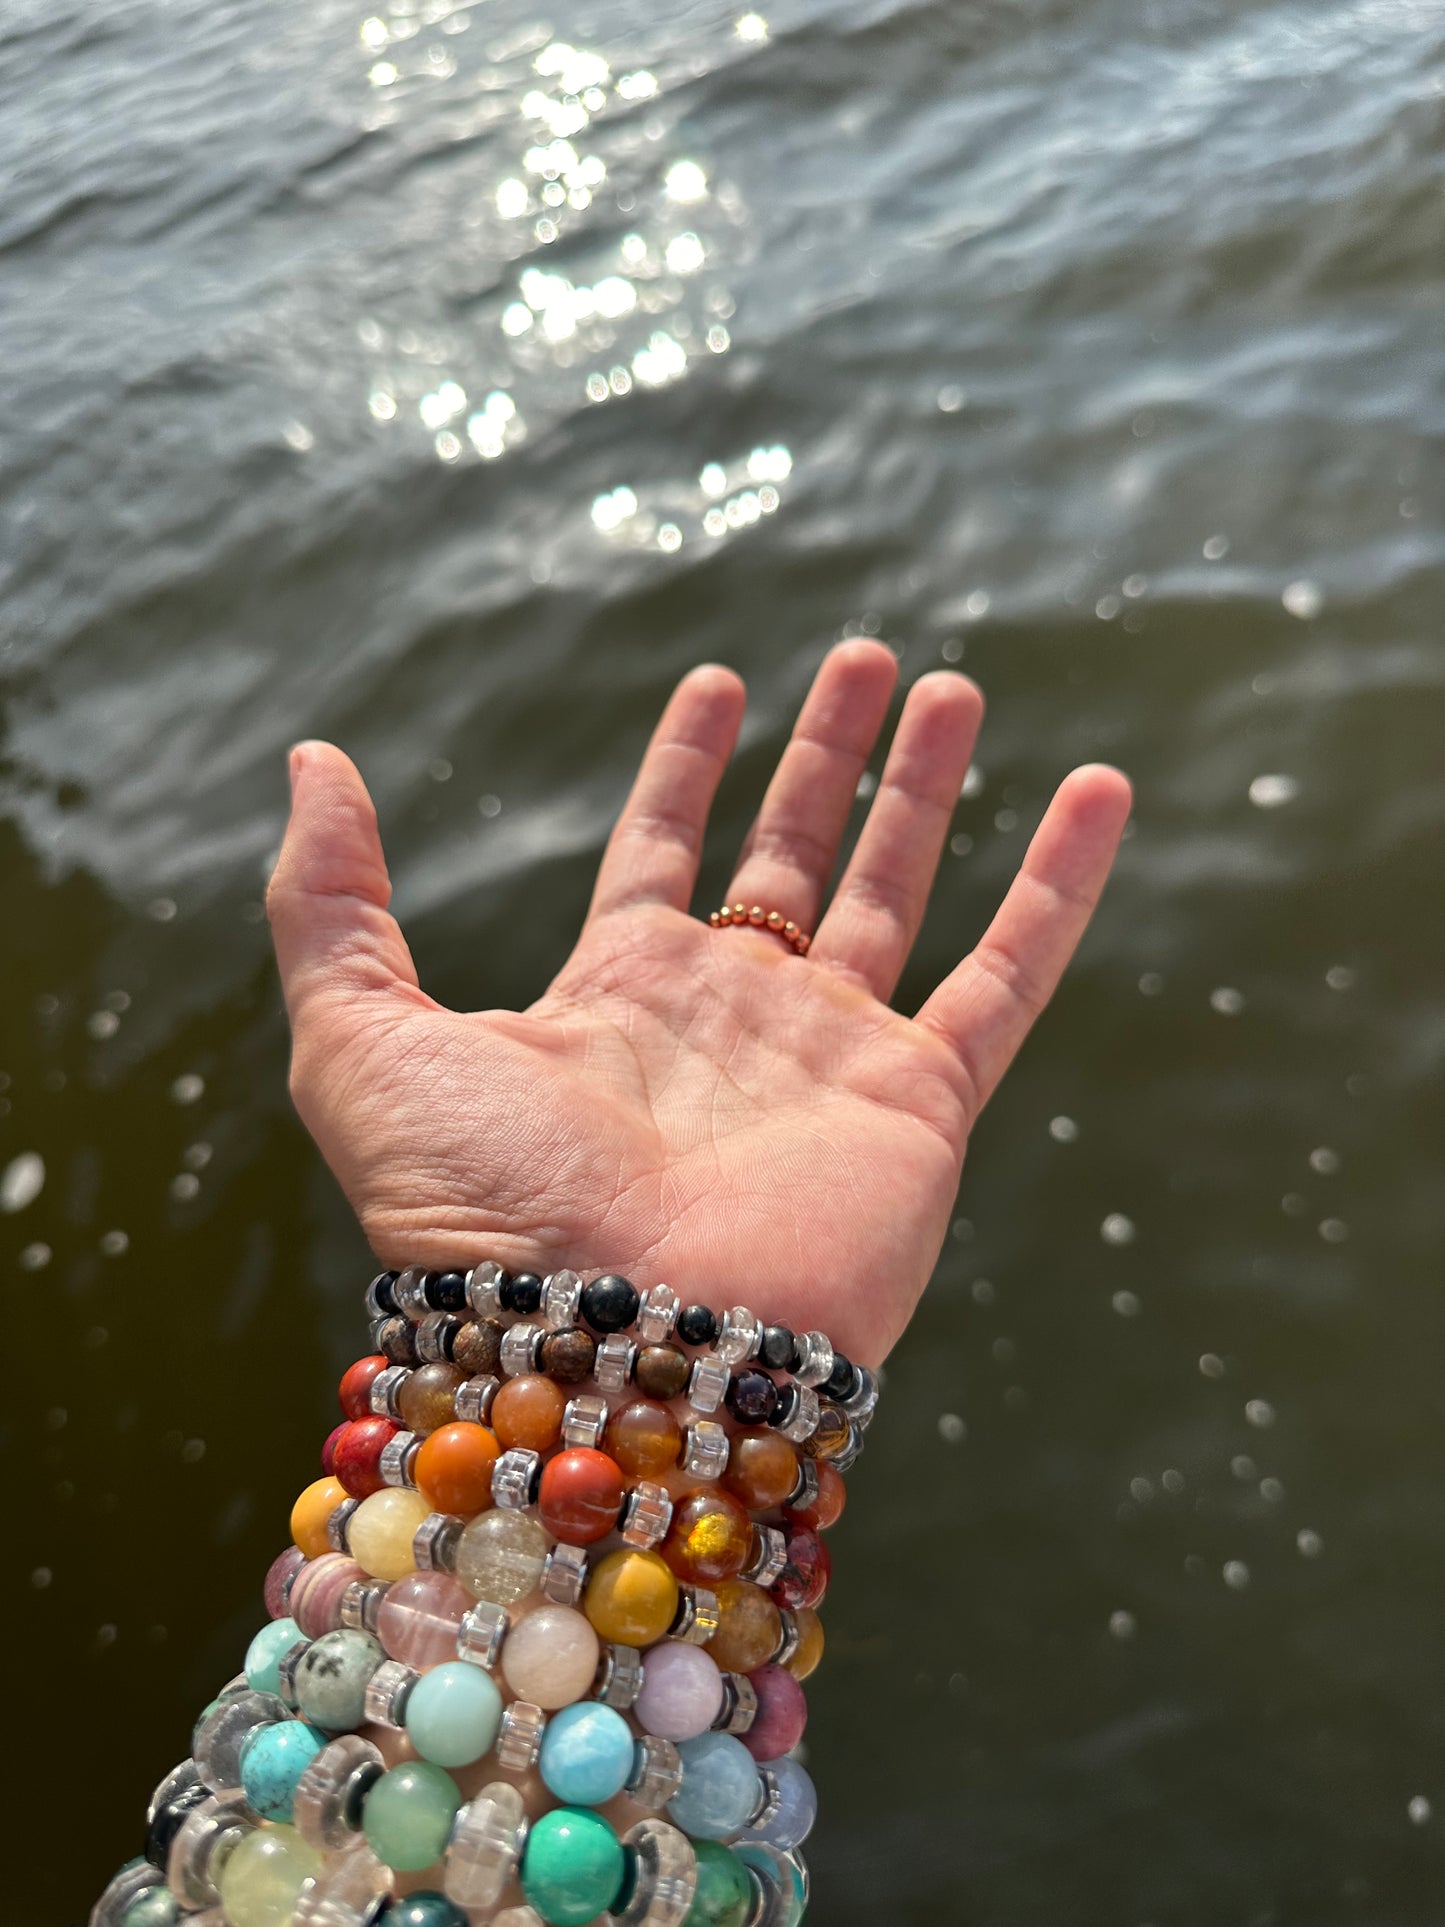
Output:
[{"left": 267, "top": 643, "right": 1130, "bottom": 1365}]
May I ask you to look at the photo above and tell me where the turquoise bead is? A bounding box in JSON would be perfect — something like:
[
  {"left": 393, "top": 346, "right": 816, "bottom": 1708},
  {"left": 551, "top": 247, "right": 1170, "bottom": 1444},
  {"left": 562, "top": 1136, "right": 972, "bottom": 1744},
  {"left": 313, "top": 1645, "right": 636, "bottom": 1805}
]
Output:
[
  {"left": 667, "top": 1733, "right": 762, "bottom": 1841},
  {"left": 363, "top": 1760, "right": 463, "bottom": 1872},
  {"left": 120, "top": 1890, "right": 182, "bottom": 1927},
  {"left": 683, "top": 1841, "right": 751, "bottom": 1927},
  {"left": 244, "top": 1617, "right": 301, "bottom": 1696},
  {"left": 538, "top": 1700, "right": 635, "bottom": 1806},
  {"left": 404, "top": 1660, "right": 503, "bottom": 1768},
  {"left": 294, "top": 1628, "right": 385, "bottom": 1733},
  {"left": 238, "top": 1718, "right": 327, "bottom": 1823},
  {"left": 521, "top": 1806, "right": 626, "bottom": 1926}
]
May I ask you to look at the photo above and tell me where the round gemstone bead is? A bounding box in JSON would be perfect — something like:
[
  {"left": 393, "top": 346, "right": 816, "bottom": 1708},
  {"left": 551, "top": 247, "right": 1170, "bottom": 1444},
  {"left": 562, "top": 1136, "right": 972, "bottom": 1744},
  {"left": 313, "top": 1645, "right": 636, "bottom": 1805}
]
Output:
[
  {"left": 502, "top": 1603, "right": 600, "bottom": 1709},
  {"left": 384, "top": 1895, "right": 469, "bottom": 1927},
  {"left": 584, "top": 1548, "right": 679, "bottom": 1648},
  {"left": 340, "top": 1355, "right": 389, "bottom": 1421},
  {"left": 783, "top": 1607, "right": 823, "bottom": 1681},
  {"left": 377, "top": 1314, "right": 419, "bottom": 1365},
  {"left": 503, "top": 1271, "right": 544, "bottom": 1314},
  {"left": 634, "top": 1344, "right": 690, "bottom": 1402},
  {"left": 333, "top": 1416, "right": 400, "bottom": 1500},
  {"left": 635, "top": 1642, "right": 724, "bottom": 1742},
  {"left": 239, "top": 1719, "right": 327, "bottom": 1823},
  {"left": 492, "top": 1374, "right": 567, "bottom": 1453},
  {"left": 453, "top": 1317, "right": 505, "bottom": 1377},
  {"left": 399, "top": 1362, "right": 465, "bottom": 1436},
  {"left": 349, "top": 1488, "right": 431, "bottom": 1581},
  {"left": 771, "top": 1526, "right": 830, "bottom": 1612},
  {"left": 405, "top": 1660, "right": 504, "bottom": 1767},
  {"left": 741, "top": 1755, "right": 816, "bottom": 1851},
  {"left": 540, "top": 1327, "right": 597, "bottom": 1383},
  {"left": 291, "top": 1476, "right": 348, "bottom": 1560},
  {"left": 823, "top": 1351, "right": 859, "bottom": 1401},
  {"left": 321, "top": 1422, "right": 347, "bottom": 1476},
  {"left": 456, "top": 1509, "right": 550, "bottom": 1606},
  {"left": 538, "top": 1700, "right": 635, "bottom": 1805},
  {"left": 539, "top": 1448, "right": 625, "bottom": 1545},
  {"left": 607, "top": 1400, "right": 684, "bottom": 1479},
  {"left": 580, "top": 1273, "right": 640, "bottom": 1334},
  {"left": 722, "top": 1432, "right": 798, "bottom": 1512},
  {"left": 725, "top": 1372, "right": 779, "bottom": 1427},
  {"left": 740, "top": 1666, "right": 806, "bottom": 1761},
  {"left": 245, "top": 1618, "right": 302, "bottom": 1696},
  {"left": 666, "top": 1734, "right": 761, "bottom": 1841},
  {"left": 804, "top": 1403, "right": 849, "bottom": 1461},
  {"left": 676, "top": 1305, "right": 719, "bottom": 1348},
  {"left": 682, "top": 1840, "right": 751, "bottom": 1927},
  {"left": 363, "top": 1759, "right": 463, "bottom": 1872},
  {"left": 521, "top": 1807, "right": 626, "bottom": 1927},
  {"left": 757, "top": 1327, "right": 794, "bottom": 1373},
  {"left": 217, "top": 1824, "right": 322, "bottom": 1927},
  {"left": 663, "top": 1492, "right": 751, "bottom": 1587},
  {"left": 785, "top": 1460, "right": 845, "bottom": 1533},
  {"left": 291, "top": 1554, "right": 365, "bottom": 1639},
  {"left": 377, "top": 1569, "right": 472, "bottom": 1670},
  {"left": 415, "top": 1422, "right": 500, "bottom": 1516},
  {"left": 706, "top": 1582, "right": 781, "bottom": 1675},
  {"left": 295, "top": 1628, "right": 385, "bottom": 1732}
]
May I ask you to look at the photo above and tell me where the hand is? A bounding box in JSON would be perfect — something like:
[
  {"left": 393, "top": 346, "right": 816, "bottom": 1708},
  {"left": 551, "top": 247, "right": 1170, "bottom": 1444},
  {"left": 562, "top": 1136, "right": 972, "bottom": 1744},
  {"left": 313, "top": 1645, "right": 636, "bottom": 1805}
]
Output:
[{"left": 266, "top": 642, "right": 1130, "bottom": 1365}]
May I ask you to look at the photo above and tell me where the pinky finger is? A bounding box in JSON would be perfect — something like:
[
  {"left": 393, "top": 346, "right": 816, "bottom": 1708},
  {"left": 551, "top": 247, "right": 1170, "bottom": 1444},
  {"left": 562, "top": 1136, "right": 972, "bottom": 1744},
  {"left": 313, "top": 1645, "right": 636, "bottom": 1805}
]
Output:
[{"left": 915, "top": 764, "right": 1132, "bottom": 1119}]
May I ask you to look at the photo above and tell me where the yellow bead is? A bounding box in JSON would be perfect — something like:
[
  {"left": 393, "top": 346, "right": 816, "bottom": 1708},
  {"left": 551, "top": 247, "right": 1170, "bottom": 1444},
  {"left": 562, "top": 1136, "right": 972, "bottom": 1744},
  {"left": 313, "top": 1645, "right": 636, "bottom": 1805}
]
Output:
[
  {"left": 785, "top": 1606, "right": 825, "bottom": 1681},
  {"left": 291, "top": 1476, "right": 347, "bottom": 1560},
  {"left": 349, "top": 1487, "right": 432, "bottom": 1581},
  {"left": 584, "top": 1548, "right": 679, "bottom": 1649}
]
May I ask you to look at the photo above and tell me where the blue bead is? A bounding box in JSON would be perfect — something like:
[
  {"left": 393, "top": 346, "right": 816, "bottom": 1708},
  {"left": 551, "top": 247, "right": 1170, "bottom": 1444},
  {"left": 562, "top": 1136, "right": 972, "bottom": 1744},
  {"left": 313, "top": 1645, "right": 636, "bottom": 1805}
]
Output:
[
  {"left": 404, "top": 1661, "right": 504, "bottom": 1769},
  {"left": 666, "top": 1733, "right": 761, "bottom": 1840},
  {"left": 538, "top": 1701, "right": 635, "bottom": 1806},
  {"left": 244, "top": 1617, "right": 301, "bottom": 1696},
  {"left": 741, "top": 1756, "right": 817, "bottom": 1851},
  {"left": 238, "top": 1718, "right": 327, "bottom": 1822},
  {"left": 381, "top": 1894, "right": 468, "bottom": 1927}
]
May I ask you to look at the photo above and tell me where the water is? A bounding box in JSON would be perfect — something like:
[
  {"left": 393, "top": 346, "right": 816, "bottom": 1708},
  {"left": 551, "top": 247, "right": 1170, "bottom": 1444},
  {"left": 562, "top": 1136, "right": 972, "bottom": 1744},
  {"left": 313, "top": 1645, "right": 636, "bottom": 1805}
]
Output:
[{"left": 4, "top": 0, "right": 1445, "bottom": 1917}]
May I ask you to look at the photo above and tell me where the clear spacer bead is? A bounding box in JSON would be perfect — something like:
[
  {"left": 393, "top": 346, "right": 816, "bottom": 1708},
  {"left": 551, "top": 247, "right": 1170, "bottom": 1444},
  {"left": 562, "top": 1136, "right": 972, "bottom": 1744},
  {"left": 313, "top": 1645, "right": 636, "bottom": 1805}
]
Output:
[
  {"left": 380, "top": 1431, "right": 420, "bottom": 1488},
  {"left": 594, "top": 1643, "right": 645, "bottom": 1710},
  {"left": 714, "top": 1307, "right": 762, "bottom": 1367},
  {"left": 363, "top": 1271, "right": 397, "bottom": 1322},
  {"left": 772, "top": 1609, "right": 802, "bottom": 1669},
  {"left": 636, "top": 1284, "right": 680, "bottom": 1345},
  {"left": 542, "top": 1543, "right": 589, "bottom": 1607},
  {"left": 491, "top": 1448, "right": 541, "bottom": 1510},
  {"left": 742, "top": 1526, "right": 786, "bottom": 1589},
  {"left": 368, "top": 1365, "right": 411, "bottom": 1419},
  {"left": 620, "top": 1481, "right": 674, "bottom": 1550},
  {"left": 595, "top": 1333, "right": 639, "bottom": 1393},
  {"left": 363, "top": 1659, "right": 418, "bottom": 1728},
  {"left": 193, "top": 1691, "right": 287, "bottom": 1792},
  {"left": 494, "top": 1910, "right": 546, "bottom": 1927},
  {"left": 772, "top": 1383, "right": 820, "bottom": 1445},
  {"left": 455, "top": 1373, "right": 500, "bottom": 1425},
  {"left": 791, "top": 1332, "right": 835, "bottom": 1389},
  {"left": 444, "top": 1781, "right": 528, "bottom": 1912},
  {"left": 416, "top": 1312, "right": 462, "bottom": 1364},
  {"left": 166, "top": 1792, "right": 254, "bottom": 1911},
  {"left": 91, "top": 1860, "right": 166, "bottom": 1927},
  {"left": 147, "top": 1759, "right": 200, "bottom": 1825},
  {"left": 679, "top": 1420, "right": 729, "bottom": 1481},
  {"left": 413, "top": 1513, "right": 463, "bottom": 1573},
  {"left": 671, "top": 1586, "right": 721, "bottom": 1646},
  {"left": 687, "top": 1356, "right": 730, "bottom": 1415},
  {"left": 542, "top": 1270, "right": 584, "bottom": 1329},
  {"left": 712, "top": 1672, "right": 760, "bottom": 1736},
  {"left": 627, "top": 1734, "right": 683, "bottom": 1810},
  {"left": 495, "top": 1699, "right": 546, "bottom": 1772},
  {"left": 500, "top": 1321, "right": 544, "bottom": 1378},
  {"left": 393, "top": 1266, "right": 432, "bottom": 1322},
  {"left": 841, "top": 1364, "right": 880, "bottom": 1427},
  {"left": 833, "top": 1422, "right": 866, "bottom": 1474},
  {"left": 292, "top": 1734, "right": 384, "bottom": 1851},
  {"left": 609, "top": 1818, "right": 698, "bottom": 1926},
  {"left": 466, "top": 1261, "right": 507, "bottom": 1319},
  {"left": 561, "top": 1393, "right": 608, "bottom": 1451},
  {"left": 339, "top": 1580, "right": 388, "bottom": 1634},
  {"left": 292, "top": 1842, "right": 392, "bottom": 1926},
  {"left": 326, "top": 1498, "right": 360, "bottom": 1553},
  {"left": 457, "top": 1601, "right": 509, "bottom": 1670}
]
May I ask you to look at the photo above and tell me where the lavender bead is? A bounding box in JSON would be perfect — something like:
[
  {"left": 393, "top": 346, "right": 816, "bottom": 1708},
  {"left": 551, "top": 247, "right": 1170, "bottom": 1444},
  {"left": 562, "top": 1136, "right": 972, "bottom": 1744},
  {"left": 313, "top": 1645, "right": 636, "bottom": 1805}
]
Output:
[
  {"left": 635, "top": 1641, "right": 724, "bottom": 1743},
  {"left": 742, "top": 1755, "right": 816, "bottom": 1852}
]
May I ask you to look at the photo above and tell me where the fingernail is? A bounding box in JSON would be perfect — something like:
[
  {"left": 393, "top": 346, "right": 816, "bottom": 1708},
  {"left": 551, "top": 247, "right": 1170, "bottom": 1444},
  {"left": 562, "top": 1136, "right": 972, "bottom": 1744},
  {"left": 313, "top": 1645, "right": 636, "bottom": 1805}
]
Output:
[{"left": 288, "top": 744, "right": 307, "bottom": 796}]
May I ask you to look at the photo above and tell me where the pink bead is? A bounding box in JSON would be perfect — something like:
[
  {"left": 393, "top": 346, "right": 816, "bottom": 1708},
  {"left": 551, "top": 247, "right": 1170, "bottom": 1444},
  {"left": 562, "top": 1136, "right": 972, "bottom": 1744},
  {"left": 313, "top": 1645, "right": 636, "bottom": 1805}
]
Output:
[
  {"left": 264, "top": 1546, "right": 306, "bottom": 1621},
  {"left": 742, "top": 1664, "right": 808, "bottom": 1762},
  {"left": 634, "top": 1640, "right": 724, "bottom": 1742},
  {"left": 291, "top": 1553, "right": 364, "bottom": 1639},
  {"left": 376, "top": 1570, "right": 473, "bottom": 1671}
]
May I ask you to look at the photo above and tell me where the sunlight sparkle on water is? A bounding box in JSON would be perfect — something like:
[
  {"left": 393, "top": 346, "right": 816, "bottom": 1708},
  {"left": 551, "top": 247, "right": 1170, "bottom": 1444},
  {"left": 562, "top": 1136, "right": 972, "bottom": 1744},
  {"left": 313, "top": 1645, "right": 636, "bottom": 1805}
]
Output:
[
  {"left": 665, "top": 160, "right": 709, "bottom": 204},
  {"left": 736, "top": 13, "right": 770, "bottom": 41}
]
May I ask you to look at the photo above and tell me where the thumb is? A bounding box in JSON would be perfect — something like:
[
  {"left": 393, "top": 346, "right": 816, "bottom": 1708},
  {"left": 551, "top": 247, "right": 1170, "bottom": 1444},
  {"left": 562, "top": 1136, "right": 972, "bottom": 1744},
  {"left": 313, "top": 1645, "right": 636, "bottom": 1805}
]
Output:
[{"left": 266, "top": 741, "right": 420, "bottom": 1032}]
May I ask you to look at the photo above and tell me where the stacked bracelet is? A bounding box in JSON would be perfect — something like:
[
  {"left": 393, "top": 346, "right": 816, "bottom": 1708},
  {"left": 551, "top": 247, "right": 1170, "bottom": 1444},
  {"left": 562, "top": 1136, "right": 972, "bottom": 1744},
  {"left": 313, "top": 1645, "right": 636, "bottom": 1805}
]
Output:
[{"left": 93, "top": 1260, "right": 877, "bottom": 1927}]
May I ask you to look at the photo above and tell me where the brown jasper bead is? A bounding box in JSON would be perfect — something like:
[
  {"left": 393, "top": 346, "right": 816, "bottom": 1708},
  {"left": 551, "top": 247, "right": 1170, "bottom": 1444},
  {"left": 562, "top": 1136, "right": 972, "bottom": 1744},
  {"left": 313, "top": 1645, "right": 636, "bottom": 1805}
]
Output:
[
  {"left": 492, "top": 1373, "right": 567, "bottom": 1452},
  {"left": 806, "top": 1404, "right": 850, "bottom": 1462},
  {"left": 722, "top": 1428, "right": 799, "bottom": 1512},
  {"left": 633, "top": 1343, "right": 690, "bottom": 1402},
  {"left": 398, "top": 1361, "right": 464, "bottom": 1435},
  {"left": 540, "top": 1327, "right": 597, "bottom": 1385},
  {"left": 606, "top": 1400, "right": 684, "bottom": 1480},
  {"left": 453, "top": 1317, "right": 505, "bottom": 1377},
  {"left": 706, "top": 1578, "right": 782, "bottom": 1674}
]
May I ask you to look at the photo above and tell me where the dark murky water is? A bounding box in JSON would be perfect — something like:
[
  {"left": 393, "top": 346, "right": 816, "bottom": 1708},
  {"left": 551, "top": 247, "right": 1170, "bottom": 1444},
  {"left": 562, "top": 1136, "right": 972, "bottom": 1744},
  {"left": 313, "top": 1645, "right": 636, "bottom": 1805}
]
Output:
[{"left": 4, "top": 0, "right": 1445, "bottom": 1918}]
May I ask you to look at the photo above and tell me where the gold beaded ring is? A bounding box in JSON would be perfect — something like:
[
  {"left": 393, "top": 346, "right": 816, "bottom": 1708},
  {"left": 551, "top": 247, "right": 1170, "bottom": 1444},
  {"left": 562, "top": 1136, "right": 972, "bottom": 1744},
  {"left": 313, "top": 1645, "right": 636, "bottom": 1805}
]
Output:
[{"left": 707, "top": 902, "right": 812, "bottom": 955}]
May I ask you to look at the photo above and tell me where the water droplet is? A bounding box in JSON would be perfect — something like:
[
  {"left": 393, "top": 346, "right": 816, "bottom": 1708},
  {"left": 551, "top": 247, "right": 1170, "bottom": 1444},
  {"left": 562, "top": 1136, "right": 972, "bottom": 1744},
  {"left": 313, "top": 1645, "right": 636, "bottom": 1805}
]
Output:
[
  {"left": 1203, "top": 533, "right": 1229, "bottom": 560},
  {"left": 1199, "top": 1353, "right": 1226, "bottom": 1379},
  {"left": 1245, "top": 1399, "right": 1276, "bottom": 1429}
]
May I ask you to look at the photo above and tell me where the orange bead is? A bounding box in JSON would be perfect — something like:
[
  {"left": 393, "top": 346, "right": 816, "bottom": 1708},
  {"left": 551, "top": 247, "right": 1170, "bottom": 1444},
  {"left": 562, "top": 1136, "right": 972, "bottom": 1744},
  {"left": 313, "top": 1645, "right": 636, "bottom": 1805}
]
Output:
[
  {"left": 663, "top": 1490, "right": 752, "bottom": 1586},
  {"left": 415, "top": 1422, "right": 500, "bottom": 1516},
  {"left": 722, "top": 1429, "right": 799, "bottom": 1513},
  {"left": 492, "top": 1374, "right": 566, "bottom": 1453},
  {"left": 785, "top": 1606, "right": 825, "bottom": 1681},
  {"left": 786, "top": 1461, "right": 846, "bottom": 1533},
  {"left": 291, "top": 1475, "right": 347, "bottom": 1560},
  {"left": 398, "top": 1361, "right": 464, "bottom": 1435},
  {"left": 584, "top": 1548, "right": 680, "bottom": 1647},
  {"left": 606, "top": 1400, "right": 683, "bottom": 1480},
  {"left": 706, "top": 1579, "right": 781, "bottom": 1674}
]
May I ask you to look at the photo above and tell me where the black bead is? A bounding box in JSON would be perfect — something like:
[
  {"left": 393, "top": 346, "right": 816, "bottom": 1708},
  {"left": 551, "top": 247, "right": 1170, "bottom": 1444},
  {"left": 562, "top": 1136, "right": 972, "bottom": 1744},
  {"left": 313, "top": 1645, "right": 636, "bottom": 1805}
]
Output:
[
  {"left": 824, "top": 1353, "right": 860, "bottom": 1402},
  {"left": 428, "top": 1270, "right": 468, "bottom": 1313},
  {"left": 503, "top": 1271, "right": 543, "bottom": 1315},
  {"left": 727, "top": 1369, "right": 780, "bottom": 1425},
  {"left": 677, "top": 1303, "right": 720, "bottom": 1347},
  {"left": 145, "top": 1780, "right": 211, "bottom": 1868},
  {"left": 367, "top": 1270, "right": 400, "bottom": 1316},
  {"left": 379, "top": 1893, "right": 469, "bottom": 1927},
  {"left": 581, "top": 1273, "right": 641, "bottom": 1335},
  {"left": 759, "top": 1324, "right": 795, "bottom": 1371},
  {"left": 376, "top": 1315, "right": 418, "bottom": 1366}
]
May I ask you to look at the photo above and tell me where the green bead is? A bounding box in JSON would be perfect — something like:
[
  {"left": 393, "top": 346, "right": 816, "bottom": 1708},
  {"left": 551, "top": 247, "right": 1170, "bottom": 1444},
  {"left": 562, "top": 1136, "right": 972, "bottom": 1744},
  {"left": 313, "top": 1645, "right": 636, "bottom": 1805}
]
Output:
[
  {"left": 521, "top": 1806, "right": 626, "bottom": 1926},
  {"left": 362, "top": 1760, "right": 463, "bottom": 1872},
  {"left": 684, "top": 1840, "right": 751, "bottom": 1927},
  {"left": 120, "top": 1891, "right": 181, "bottom": 1927}
]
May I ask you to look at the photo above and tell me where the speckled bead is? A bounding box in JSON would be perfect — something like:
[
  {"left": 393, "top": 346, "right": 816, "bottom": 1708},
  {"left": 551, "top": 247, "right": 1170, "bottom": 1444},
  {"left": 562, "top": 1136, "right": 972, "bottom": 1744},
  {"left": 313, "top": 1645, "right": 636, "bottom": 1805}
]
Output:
[
  {"left": 238, "top": 1718, "right": 328, "bottom": 1823},
  {"left": 663, "top": 1492, "right": 752, "bottom": 1588},
  {"left": 770, "top": 1526, "right": 830, "bottom": 1613},
  {"left": 456, "top": 1508, "right": 550, "bottom": 1606},
  {"left": 453, "top": 1317, "right": 505, "bottom": 1377},
  {"left": 706, "top": 1582, "right": 781, "bottom": 1676},
  {"left": 399, "top": 1362, "right": 465, "bottom": 1436},
  {"left": 294, "top": 1628, "right": 386, "bottom": 1732}
]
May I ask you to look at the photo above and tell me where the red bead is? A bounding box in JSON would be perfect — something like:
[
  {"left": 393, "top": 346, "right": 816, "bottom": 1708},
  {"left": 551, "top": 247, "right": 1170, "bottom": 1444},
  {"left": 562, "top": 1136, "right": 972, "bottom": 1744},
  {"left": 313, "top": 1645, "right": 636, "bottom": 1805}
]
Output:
[
  {"left": 784, "top": 1460, "right": 846, "bottom": 1533},
  {"left": 320, "top": 1422, "right": 347, "bottom": 1477},
  {"left": 770, "top": 1524, "right": 831, "bottom": 1612},
  {"left": 332, "top": 1415, "right": 399, "bottom": 1499},
  {"left": 538, "top": 1448, "right": 625, "bottom": 1546},
  {"left": 339, "top": 1354, "right": 388, "bottom": 1421}
]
